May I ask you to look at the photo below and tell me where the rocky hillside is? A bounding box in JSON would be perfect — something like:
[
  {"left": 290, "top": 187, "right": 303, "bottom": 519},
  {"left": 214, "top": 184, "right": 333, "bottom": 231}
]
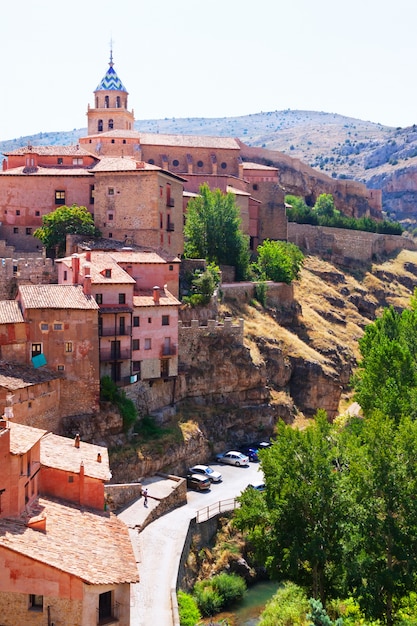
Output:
[
  {"left": 108, "top": 249, "right": 417, "bottom": 482},
  {"left": 3, "top": 110, "right": 417, "bottom": 224}
]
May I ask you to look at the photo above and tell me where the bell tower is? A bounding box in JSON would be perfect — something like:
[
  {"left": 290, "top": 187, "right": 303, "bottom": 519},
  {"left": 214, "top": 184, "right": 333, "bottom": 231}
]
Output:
[{"left": 87, "top": 50, "right": 135, "bottom": 136}]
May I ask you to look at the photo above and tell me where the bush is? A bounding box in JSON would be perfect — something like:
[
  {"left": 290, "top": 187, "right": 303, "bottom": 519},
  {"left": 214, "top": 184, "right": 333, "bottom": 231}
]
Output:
[
  {"left": 100, "top": 376, "right": 137, "bottom": 432},
  {"left": 177, "top": 590, "right": 201, "bottom": 626},
  {"left": 193, "top": 572, "right": 246, "bottom": 616},
  {"left": 258, "top": 582, "right": 309, "bottom": 626}
]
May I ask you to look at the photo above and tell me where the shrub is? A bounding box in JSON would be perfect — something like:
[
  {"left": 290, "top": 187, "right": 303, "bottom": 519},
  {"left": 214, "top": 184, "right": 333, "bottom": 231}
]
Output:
[
  {"left": 258, "top": 582, "right": 309, "bottom": 626},
  {"left": 193, "top": 573, "right": 246, "bottom": 616},
  {"left": 100, "top": 376, "right": 137, "bottom": 432},
  {"left": 193, "top": 583, "right": 223, "bottom": 616},
  {"left": 254, "top": 281, "right": 267, "bottom": 306},
  {"left": 177, "top": 590, "right": 201, "bottom": 626}
]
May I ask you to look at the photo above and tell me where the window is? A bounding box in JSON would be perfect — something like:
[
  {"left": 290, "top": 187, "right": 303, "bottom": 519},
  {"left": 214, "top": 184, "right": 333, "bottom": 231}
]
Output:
[
  {"left": 104, "top": 95, "right": 109, "bottom": 108},
  {"left": 35, "top": 210, "right": 40, "bottom": 216},
  {"left": 173, "top": 159, "right": 179, "bottom": 166},
  {"left": 98, "top": 119, "right": 103, "bottom": 132},
  {"left": 57, "top": 364, "right": 65, "bottom": 371},
  {"left": 221, "top": 162, "right": 227, "bottom": 169},
  {"left": 26, "top": 227, "right": 32, "bottom": 235},
  {"left": 132, "top": 339, "right": 140, "bottom": 351},
  {"left": 197, "top": 160, "right": 203, "bottom": 167},
  {"left": 169, "top": 264, "right": 173, "bottom": 271},
  {"left": 55, "top": 190, "right": 65, "bottom": 204},
  {"left": 144, "top": 338, "right": 151, "bottom": 350},
  {"left": 132, "top": 360, "right": 141, "bottom": 372},
  {"left": 40, "top": 323, "right": 48, "bottom": 331},
  {"left": 29, "top": 594, "right": 43, "bottom": 611},
  {"left": 95, "top": 294, "right": 103, "bottom": 304},
  {"left": 54, "top": 323, "right": 63, "bottom": 331},
  {"left": 68, "top": 475, "right": 74, "bottom": 483},
  {"left": 57, "top": 157, "right": 63, "bottom": 165},
  {"left": 73, "top": 158, "right": 83, "bottom": 165},
  {"left": 109, "top": 233, "right": 113, "bottom": 238},
  {"left": 108, "top": 213, "right": 114, "bottom": 220},
  {"left": 133, "top": 316, "right": 140, "bottom": 327},
  {"left": 16, "top": 210, "right": 20, "bottom": 216},
  {"left": 253, "top": 183, "right": 258, "bottom": 191},
  {"left": 108, "top": 187, "right": 114, "bottom": 196},
  {"left": 149, "top": 159, "right": 155, "bottom": 165},
  {"left": 105, "top": 269, "right": 112, "bottom": 278},
  {"left": 31, "top": 343, "right": 42, "bottom": 358},
  {"left": 148, "top": 317, "right": 152, "bottom": 324},
  {"left": 108, "top": 119, "right": 114, "bottom": 130},
  {"left": 63, "top": 270, "right": 67, "bottom": 281},
  {"left": 116, "top": 96, "right": 121, "bottom": 108},
  {"left": 90, "top": 185, "right": 95, "bottom": 204},
  {"left": 65, "top": 342, "right": 73, "bottom": 353},
  {"left": 119, "top": 293, "right": 126, "bottom": 304},
  {"left": 13, "top": 227, "right": 18, "bottom": 234},
  {"left": 162, "top": 315, "right": 170, "bottom": 326},
  {"left": 99, "top": 591, "right": 112, "bottom": 622}
]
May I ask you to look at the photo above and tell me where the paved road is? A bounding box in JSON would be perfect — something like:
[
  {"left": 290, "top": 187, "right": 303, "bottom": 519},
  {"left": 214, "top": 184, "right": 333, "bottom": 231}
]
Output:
[{"left": 123, "top": 460, "right": 264, "bottom": 626}]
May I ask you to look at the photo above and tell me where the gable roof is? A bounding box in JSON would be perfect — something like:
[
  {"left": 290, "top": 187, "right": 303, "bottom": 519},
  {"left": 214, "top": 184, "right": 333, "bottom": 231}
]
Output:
[
  {"left": 0, "top": 496, "right": 139, "bottom": 585},
  {"left": 8, "top": 421, "right": 47, "bottom": 455},
  {"left": 18, "top": 285, "right": 99, "bottom": 310},
  {"left": 0, "top": 301, "right": 24, "bottom": 324}
]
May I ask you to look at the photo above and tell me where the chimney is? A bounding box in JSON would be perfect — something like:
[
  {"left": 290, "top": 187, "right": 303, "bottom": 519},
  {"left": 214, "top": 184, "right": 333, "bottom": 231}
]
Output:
[
  {"left": 153, "top": 286, "right": 160, "bottom": 305},
  {"left": 26, "top": 513, "right": 46, "bottom": 532},
  {"left": 83, "top": 275, "right": 92, "bottom": 296},
  {"left": 85, "top": 249, "right": 92, "bottom": 262},
  {"left": 74, "top": 433, "right": 80, "bottom": 448},
  {"left": 72, "top": 254, "right": 80, "bottom": 285}
]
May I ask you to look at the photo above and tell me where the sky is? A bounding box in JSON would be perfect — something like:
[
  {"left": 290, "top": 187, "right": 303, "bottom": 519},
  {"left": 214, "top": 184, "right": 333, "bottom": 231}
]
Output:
[{"left": 1, "top": 0, "right": 417, "bottom": 140}]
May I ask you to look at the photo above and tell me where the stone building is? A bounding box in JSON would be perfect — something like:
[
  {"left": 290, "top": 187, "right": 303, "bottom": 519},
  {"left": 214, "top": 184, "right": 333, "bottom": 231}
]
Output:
[{"left": 0, "top": 418, "right": 138, "bottom": 626}]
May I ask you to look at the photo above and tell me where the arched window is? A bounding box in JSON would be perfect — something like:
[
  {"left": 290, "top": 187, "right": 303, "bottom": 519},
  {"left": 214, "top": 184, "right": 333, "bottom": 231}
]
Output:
[
  {"left": 98, "top": 120, "right": 103, "bottom": 132},
  {"left": 104, "top": 96, "right": 109, "bottom": 108},
  {"left": 108, "top": 119, "right": 114, "bottom": 130},
  {"left": 116, "top": 96, "right": 121, "bottom": 108}
]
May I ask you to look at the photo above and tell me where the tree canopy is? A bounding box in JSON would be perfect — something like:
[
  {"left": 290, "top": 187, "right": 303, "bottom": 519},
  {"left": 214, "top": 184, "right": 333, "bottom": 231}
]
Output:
[
  {"left": 253, "top": 239, "right": 304, "bottom": 284},
  {"left": 34, "top": 204, "right": 100, "bottom": 256},
  {"left": 184, "top": 183, "right": 250, "bottom": 280}
]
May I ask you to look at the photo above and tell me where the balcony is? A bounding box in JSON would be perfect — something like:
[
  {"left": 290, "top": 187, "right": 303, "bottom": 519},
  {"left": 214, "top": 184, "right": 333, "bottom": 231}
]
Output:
[
  {"left": 166, "top": 197, "right": 175, "bottom": 207},
  {"left": 160, "top": 344, "right": 177, "bottom": 357},
  {"left": 166, "top": 222, "right": 175, "bottom": 232},
  {"left": 100, "top": 347, "right": 132, "bottom": 361},
  {"left": 99, "top": 327, "right": 131, "bottom": 337}
]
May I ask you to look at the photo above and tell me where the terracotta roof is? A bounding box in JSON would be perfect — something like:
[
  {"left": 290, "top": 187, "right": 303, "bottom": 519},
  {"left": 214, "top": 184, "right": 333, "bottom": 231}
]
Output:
[
  {"left": 0, "top": 301, "right": 24, "bottom": 324},
  {"left": 3, "top": 145, "right": 95, "bottom": 157},
  {"left": 81, "top": 253, "right": 136, "bottom": 285},
  {"left": 0, "top": 497, "right": 139, "bottom": 585},
  {"left": 242, "top": 161, "right": 279, "bottom": 171},
  {"left": 138, "top": 132, "right": 241, "bottom": 150},
  {"left": 0, "top": 167, "right": 94, "bottom": 177},
  {"left": 110, "top": 250, "right": 178, "bottom": 265},
  {"left": 82, "top": 129, "right": 140, "bottom": 140},
  {"left": 0, "top": 361, "right": 60, "bottom": 390},
  {"left": 40, "top": 433, "right": 111, "bottom": 481},
  {"left": 69, "top": 236, "right": 180, "bottom": 261},
  {"left": 227, "top": 185, "right": 251, "bottom": 196},
  {"left": 8, "top": 421, "right": 46, "bottom": 455},
  {"left": 92, "top": 156, "right": 161, "bottom": 173},
  {"left": 133, "top": 288, "right": 180, "bottom": 308},
  {"left": 18, "top": 285, "right": 99, "bottom": 310}
]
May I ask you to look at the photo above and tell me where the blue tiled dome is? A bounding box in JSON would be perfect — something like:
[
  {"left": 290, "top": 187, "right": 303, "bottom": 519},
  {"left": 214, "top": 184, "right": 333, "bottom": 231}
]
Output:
[{"left": 95, "top": 57, "right": 127, "bottom": 92}]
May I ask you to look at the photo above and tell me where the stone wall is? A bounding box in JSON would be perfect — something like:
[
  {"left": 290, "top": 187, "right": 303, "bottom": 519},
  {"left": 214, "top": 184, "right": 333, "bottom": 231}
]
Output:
[
  {"left": 104, "top": 482, "right": 143, "bottom": 511},
  {"left": 288, "top": 222, "right": 417, "bottom": 265},
  {"left": 0, "top": 244, "right": 56, "bottom": 299},
  {"left": 178, "top": 318, "right": 244, "bottom": 350},
  {"left": 221, "top": 281, "right": 294, "bottom": 307}
]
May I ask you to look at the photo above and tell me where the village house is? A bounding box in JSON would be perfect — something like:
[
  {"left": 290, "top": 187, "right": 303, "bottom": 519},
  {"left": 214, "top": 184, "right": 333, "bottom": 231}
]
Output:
[
  {"left": 56, "top": 246, "right": 181, "bottom": 385},
  {"left": 0, "top": 417, "right": 138, "bottom": 626}
]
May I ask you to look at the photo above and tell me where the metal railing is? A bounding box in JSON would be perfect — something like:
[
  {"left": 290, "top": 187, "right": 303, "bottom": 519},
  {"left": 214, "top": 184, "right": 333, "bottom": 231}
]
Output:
[
  {"left": 99, "top": 326, "right": 131, "bottom": 337},
  {"left": 196, "top": 498, "right": 240, "bottom": 523}
]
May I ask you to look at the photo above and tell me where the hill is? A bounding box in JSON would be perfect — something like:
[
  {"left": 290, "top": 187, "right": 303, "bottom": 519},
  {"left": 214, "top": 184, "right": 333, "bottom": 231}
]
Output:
[{"left": 2, "top": 110, "right": 417, "bottom": 224}]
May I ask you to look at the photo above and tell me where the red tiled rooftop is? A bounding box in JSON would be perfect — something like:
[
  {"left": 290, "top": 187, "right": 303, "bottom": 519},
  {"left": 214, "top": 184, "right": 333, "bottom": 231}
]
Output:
[
  {"left": 8, "top": 421, "right": 46, "bottom": 455},
  {"left": 40, "top": 432, "right": 111, "bottom": 481},
  {"left": 0, "top": 301, "right": 24, "bottom": 324},
  {"left": 0, "top": 497, "right": 139, "bottom": 585},
  {"left": 18, "top": 285, "right": 99, "bottom": 309},
  {"left": 3, "top": 145, "right": 96, "bottom": 157},
  {"left": 133, "top": 287, "right": 180, "bottom": 308}
]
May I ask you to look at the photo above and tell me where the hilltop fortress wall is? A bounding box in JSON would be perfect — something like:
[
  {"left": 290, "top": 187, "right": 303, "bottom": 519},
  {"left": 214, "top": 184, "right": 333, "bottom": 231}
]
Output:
[{"left": 237, "top": 140, "right": 382, "bottom": 220}]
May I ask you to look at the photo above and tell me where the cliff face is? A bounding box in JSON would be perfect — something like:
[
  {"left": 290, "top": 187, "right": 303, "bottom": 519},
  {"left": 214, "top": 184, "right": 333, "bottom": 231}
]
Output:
[{"left": 108, "top": 249, "right": 417, "bottom": 481}]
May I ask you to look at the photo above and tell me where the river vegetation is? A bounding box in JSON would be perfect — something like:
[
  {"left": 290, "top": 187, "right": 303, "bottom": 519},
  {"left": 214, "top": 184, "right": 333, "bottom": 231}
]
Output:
[{"left": 234, "top": 293, "right": 417, "bottom": 626}]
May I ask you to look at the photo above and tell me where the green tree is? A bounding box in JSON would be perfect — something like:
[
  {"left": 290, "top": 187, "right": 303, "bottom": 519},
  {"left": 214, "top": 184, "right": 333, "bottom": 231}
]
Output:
[
  {"left": 34, "top": 204, "right": 100, "bottom": 256},
  {"left": 313, "top": 194, "right": 338, "bottom": 218},
  {"left": 341, "top": 413, "right": 417, "bottom": 625},
  {"left": 184, "top": 183, "right": 250, "bottom": 280},
  {"left": 253, "top": 239, "right": 304, "bottom": 284},
  {"left": 352, "top": 306, "right": 417, "bottom": 421},
  {"left": 235, "top": 412, "right": 343, "bottom": 603}
]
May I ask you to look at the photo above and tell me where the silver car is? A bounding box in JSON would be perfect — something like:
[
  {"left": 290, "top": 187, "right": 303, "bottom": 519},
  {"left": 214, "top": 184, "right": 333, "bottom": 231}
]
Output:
[
  {"left": 188, "top": 464, "right": 222, "bottom": 483},
  {"left": 216, "top": 451, "right": 249, "bottom": 466}
]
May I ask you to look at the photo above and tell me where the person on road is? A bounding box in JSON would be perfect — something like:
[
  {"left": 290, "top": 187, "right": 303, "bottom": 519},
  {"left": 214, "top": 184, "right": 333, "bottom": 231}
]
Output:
[{"left": 142, "top": 488, "right": 148, "bottom": 507}]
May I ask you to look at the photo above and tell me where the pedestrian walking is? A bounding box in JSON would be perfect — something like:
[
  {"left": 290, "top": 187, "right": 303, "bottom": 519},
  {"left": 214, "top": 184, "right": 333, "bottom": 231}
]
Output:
[{"left": 142, "top": 488, "right": 148, "bottom": 507}]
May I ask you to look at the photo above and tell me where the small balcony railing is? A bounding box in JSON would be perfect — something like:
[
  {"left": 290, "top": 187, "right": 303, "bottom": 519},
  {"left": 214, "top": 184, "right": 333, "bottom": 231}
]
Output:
[
  {"left": 166, "top": 197, "right": 175, "bottom": 207},
  {"left": 100, "top": 348, "right": 132, "bottom": 361},
  {"left": 99, "top": 326, "right": 131, "bottom": 337},
  {"left": 160, "top": 344, "right": 177, "bottom": 357},
  {"left": 166, "top": 222, "right": 175, "bottom": 232}
]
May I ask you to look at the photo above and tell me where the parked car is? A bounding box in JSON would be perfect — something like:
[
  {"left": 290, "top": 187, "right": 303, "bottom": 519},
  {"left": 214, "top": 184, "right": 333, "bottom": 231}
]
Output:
[
  {"left": 188, "top": 464, "right": 222, "bottom": 483},
  {"left": 239, "top": 446, "right": 260, "bottom": 462},
  {"left": 186, "top": 473, "right": 211, "bottom": 491},
  {"left": 246, "top": 481, "right": 266, "bottom": 492},
  {"left": 215, "top": 451, "right": 249, "bottom": 466}
]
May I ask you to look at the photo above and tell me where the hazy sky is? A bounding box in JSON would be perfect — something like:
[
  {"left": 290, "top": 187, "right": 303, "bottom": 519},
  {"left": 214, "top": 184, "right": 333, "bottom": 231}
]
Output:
[{"left": 2, "top": 0, "right": 416, "bottom": 140}]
